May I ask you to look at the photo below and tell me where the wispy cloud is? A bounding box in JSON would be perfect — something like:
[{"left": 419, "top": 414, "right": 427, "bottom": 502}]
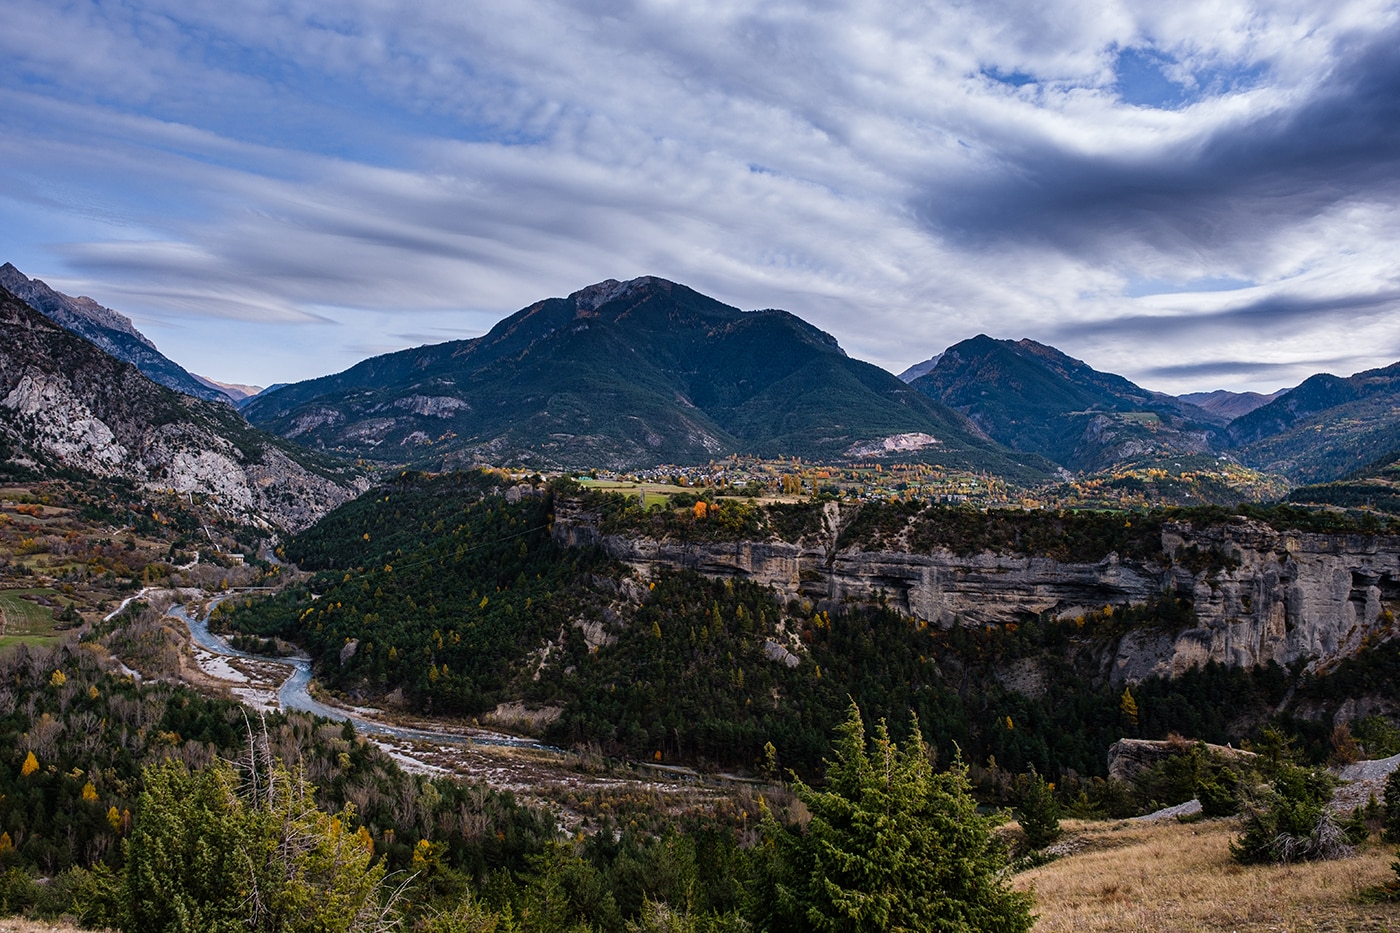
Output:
[{"left": 1, "top": 0, "right": 1398, "bottom": 391}]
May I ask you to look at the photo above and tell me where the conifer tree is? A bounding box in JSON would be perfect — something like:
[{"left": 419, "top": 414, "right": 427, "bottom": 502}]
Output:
[
  {"left": 755, "top": 703, "right": 1032, "bottom": 933},
  {"left": 1016, "top": 767, "right": 1062, "bottom": 851}
]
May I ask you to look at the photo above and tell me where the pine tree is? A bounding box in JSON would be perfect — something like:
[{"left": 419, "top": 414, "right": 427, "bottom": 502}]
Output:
[
  {"left": 1016, "top": 767, "right": 1062, "bottom": 851},
  {"left": 755, "top": 703, "right": 1032, "bottom": 933}
]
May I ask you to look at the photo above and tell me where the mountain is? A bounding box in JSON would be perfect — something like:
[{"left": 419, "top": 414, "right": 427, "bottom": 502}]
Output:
[
  {"left": 244, "top": 277, "right": 1054, "bottom": 480},
  {"left": 897, "top": 354, "right": 942, "bottom": 383},
  {"left": 0, "top": 284, "right": 364, "bottom": 530},
  {"left": 1227, "top": 362, "right": 1400, "bottom": 483},
  {"left": 1177, "top": 388, "right": 1285, "bottom": 421},
  {"left": 193, "top": 374, "right": 265, "bottom": 402},
  {"left": 908, "top": 335, "right": 1219, "bottom": 472},
  {"left": 0, "top": 262, "right": 228, "bottom": 404}
]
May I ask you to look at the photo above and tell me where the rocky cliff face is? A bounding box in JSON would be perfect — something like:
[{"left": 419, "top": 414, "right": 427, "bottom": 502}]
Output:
[
  {"left": 552, "top": 499, "right": 1400, "bottom": 683},
  {"left": 0, "top": 286, "right": 364, "bottom": 531}
]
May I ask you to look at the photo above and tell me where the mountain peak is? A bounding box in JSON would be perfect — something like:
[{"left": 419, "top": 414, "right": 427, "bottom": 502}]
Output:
[
  {"left": 0, "top": 263, "right": 152, "bottom": 347},
  {"left": 570, "top": 276, "right": 673, "bottom": 312},
  {"left": 244, "top": 276, "right": 1048, "bottom": 478},
  {"left": 912, "top": 334, "right": 1217, "bottom": 471}
]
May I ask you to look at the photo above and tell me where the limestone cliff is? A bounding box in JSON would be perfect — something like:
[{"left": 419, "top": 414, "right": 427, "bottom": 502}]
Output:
[
  {"left": 552, "top": 498, "right": 1400, "bottom": 684},
  {"left": 0, "top": 286, "right": 364, "bottom": 531}
]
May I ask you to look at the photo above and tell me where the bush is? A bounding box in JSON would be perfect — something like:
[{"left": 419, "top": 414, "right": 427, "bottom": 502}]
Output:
[
  {"left": 1383, "top": 769, "right": 1400, "bottom": 844},
  {"left": 1132, "top": 741, "right": 1244, "bottom": 817},
  {"left": 33, "top": 864, "right": 122, "bottom": 928},
  {"left": 1231, "top": 765, "right": 1364, "bottom": 864},
  {"left": 0, "top": 867, "right": 39, "bottom": 914}
]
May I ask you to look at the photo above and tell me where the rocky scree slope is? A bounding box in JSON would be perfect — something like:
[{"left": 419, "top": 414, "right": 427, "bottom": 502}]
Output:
[
  {"left": 553, "top": 497, "right": 1400, "bottom": 685},
  {"left": 0, "top": 262, "right": 229, "bottom": 404},
  {"left": 0, "top": 285, "right": 364, "bottom": 531},
  {"left": 244, "top": 277, "right": 1054, "bottom": 479}
]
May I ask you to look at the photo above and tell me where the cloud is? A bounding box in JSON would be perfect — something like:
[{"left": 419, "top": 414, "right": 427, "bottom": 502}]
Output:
[
  {"left": 1058, "top": 289, "right": 1400, "bottom": 340},
  {"left": 2, "top": 0, "right": 1399, "bottom": 394},
  {"left": 919, "top": 22, "right": 1400, "bottom": 266},
  {"left": 1135, "top": 358, "right": 1346, "bottom": 384}
]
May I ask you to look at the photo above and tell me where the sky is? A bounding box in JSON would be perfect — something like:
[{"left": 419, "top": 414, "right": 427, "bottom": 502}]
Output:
[{"left": 2, "top": 1, "right": 1399, "bottom": 394}]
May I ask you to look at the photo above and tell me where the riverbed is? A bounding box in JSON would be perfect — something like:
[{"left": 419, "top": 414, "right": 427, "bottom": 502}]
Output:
[{"left": 163, "top": 594, "right": 740, "bottom": 815}]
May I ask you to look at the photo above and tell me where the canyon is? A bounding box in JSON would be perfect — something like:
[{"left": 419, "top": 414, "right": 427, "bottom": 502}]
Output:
[{"left": 553, "top": 498, "right": 1400, "bottom": 685}]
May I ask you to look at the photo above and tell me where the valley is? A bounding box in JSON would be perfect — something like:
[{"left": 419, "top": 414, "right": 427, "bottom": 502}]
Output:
[{"left": 9, "top": 269, "right": 1400, "bottom": 930}]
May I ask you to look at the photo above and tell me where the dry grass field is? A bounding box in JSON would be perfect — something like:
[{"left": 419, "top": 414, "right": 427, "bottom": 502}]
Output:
[{"left": 1018, "top": 817, "right": 1400, "bottom": 932}]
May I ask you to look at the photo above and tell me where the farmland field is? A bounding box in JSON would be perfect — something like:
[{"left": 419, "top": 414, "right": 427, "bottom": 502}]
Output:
[{"left": 0, "top": 588, "right": 61, "bottom": 649}]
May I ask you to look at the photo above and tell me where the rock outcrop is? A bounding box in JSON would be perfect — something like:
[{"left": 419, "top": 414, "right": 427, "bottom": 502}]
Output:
[
  {"left": 552, "top": 498, "right": 1400, "bottom": 683},
  {"left": 1107, "top": 738, "right": 1256, "bottom": 783}
]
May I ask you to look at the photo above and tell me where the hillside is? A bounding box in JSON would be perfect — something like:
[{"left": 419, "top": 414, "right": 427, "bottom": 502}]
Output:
[
  {"left": 1228, "top": 362, "right": 1400, "bottom": 483},
  {"left": 222, "top": 472, "right": 1400, "bottom": 779},
  {"left": 244, "top": 277, "right": 1054, "bottom": 480},
  {"left": 1178, "top": 388, "right": 1284, "bottom": 421},
  {"left": 1287, "top": 447, "right": 1400, "bottom": 513},
  {"left": 908, "top": 335, "right": 1221, "bottom": 472},
  {"left": 0, "top": 262, "right": 228, "bottom": 404},
  {"left": 0, "top": 285, "right": 364, "bottom": 531}
]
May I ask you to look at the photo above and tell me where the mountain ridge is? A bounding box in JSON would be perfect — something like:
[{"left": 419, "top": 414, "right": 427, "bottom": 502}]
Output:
[
  {"left": 0, "top": 262, "right": 228, "bottom": 404},
  {"left": 0, "top": 284, "right": 364, "bottom": 530},
  {"left": 244, "top": 277, "right": 1054, "bottom": 480},
  {"left": 908, "top": 334, "right": 1220, "bottom": 472},
  {"left": 1228, "top": 362, "right": 1400, "bottom": 484}
]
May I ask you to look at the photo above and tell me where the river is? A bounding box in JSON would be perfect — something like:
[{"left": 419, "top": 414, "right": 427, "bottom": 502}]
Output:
[{"left": 167, "top": 599, "right": 561, "bottom": 753}]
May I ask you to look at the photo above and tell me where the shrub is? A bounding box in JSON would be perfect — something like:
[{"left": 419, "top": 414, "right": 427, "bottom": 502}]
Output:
[
  {"left": 1231, "top": 765, "right": 1364, "bottom": 864},
  {"left": 1383, "top": 769, "right": 1400, "bottom": 844}
]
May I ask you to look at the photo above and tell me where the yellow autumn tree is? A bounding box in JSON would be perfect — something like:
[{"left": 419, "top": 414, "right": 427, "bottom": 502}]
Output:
[
  {"left": 20, "top": 751, "right": 39, "bottom": 776},
  {"left": 1120, "top": 686, "right": 1139, "bottom": 730}
]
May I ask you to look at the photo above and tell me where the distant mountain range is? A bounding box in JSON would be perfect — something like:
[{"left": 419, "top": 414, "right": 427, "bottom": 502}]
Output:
[
  {"left": 238, "top": 277, "right": 1400, "bottom": 492},
  {"left": 193, "top": 374, "right": 265, "bottom": 402},
  {"left": 244, "top": 277, "right": 1055, "bottom": 479},
  {"left": 0, "top": 283, "right": 363, "bottom": 530},
  {"left": 10, "top": 260, "right": 1400, "bottom": 502},
  {"left": 895, "top": 337, "right": 1400, "bottom": 493},
  {"left": 1177, "top": 389, "right": 1283, "bottom": 421}
]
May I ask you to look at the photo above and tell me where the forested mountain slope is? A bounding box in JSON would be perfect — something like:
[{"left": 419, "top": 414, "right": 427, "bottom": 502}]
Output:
[
  {"left": 909, "top": 335, "right": 1220, "bottom": 472},
  {"left": 1227, "top": 362, "right": 1400, "bottom": 483},
  {"left": 244, "top": 277, "right": 1053, "bottom": 480},
  {"left": 223, "top": 472, "right": 1400, "bottom": 779}
]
